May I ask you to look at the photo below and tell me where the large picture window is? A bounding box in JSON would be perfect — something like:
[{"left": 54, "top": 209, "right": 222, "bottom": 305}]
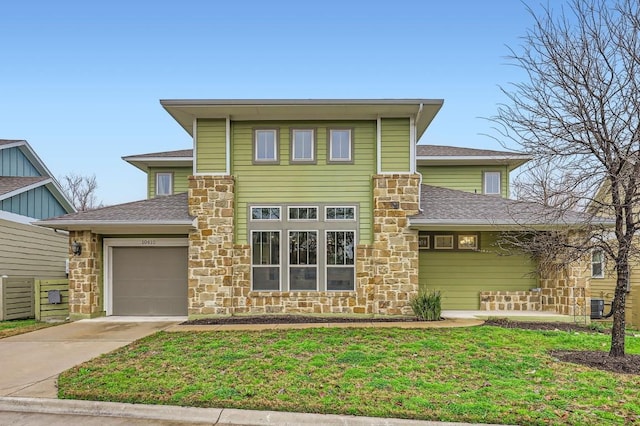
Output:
[
  {"left": 249, "top": 204, "right": 357, "bottom": 292},
  {"left": 252, "top": 231, "right": 280, "bottom": 290}
]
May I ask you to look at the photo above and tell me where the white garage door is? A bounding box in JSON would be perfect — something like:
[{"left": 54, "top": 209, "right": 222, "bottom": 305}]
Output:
[{"left": 112, "top": 246, "right": 188, "bottom": 316}]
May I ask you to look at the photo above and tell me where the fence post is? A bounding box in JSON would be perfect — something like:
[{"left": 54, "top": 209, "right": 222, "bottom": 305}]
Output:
[{"left": 35, "top": 279, "right": 41, "bottom": 321}]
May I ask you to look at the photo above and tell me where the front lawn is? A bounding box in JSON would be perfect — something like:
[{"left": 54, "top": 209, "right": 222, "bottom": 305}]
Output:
[
  {"left": 0, "top": 319, "right": 57, "bottom": 338},
  {"left": 58, "top": 326, "right": 640, "bottom": 425}
]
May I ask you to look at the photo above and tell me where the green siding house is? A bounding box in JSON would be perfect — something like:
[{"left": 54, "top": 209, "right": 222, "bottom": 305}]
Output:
[{"left": 38, "top": 99, "right": 592, "bottom": 319}]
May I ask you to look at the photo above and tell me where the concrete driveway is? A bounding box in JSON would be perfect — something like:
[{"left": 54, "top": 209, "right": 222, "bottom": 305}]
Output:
[{"left": 0, "top": 318, "right": 181, "bottom": 398}]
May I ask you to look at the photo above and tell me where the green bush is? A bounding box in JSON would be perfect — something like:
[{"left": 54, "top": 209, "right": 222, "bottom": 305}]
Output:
[{"left": 410, "top": 291, "right": 442, "bottom": 321}]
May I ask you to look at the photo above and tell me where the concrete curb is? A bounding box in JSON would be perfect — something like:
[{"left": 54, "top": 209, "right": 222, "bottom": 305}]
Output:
[{"left": 0, "top": 397, "right": 505, "bottom": 426}]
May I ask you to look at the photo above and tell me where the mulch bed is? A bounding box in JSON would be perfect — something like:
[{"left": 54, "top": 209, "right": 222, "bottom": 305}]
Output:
[{"left": 184, "top": 315, "right": 421, "bottom": 325}]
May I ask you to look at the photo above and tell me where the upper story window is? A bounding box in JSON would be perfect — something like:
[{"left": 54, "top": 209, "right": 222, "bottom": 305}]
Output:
[
  {"left": 254, "top": 129, "right": 279, "bottom": 164},
  {"left": 251, "top": 206, "right": 281, "bottom": 220},
  {"left": 326, "top": 206, "right": 355, "bottom": 220},
  {"left": 483, "top": 171, "right": 501, "bottom": 195},
  {"left": 328, "top": 129, "right": 353, "bottom": 163},
  {"left": 291, "top": 129, "right": 316, "bottom": 163},
  {"left": 155, "top": 172, "right": 173, "bottom": 196},
  {"left": 289, "top": 206, "right": 318, "bottom": 220},
  {"left": 591, "top": 249, "right": 604, "bottom": 278}
]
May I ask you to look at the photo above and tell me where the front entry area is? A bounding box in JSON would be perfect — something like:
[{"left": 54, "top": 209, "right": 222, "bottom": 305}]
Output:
[{"left": 106, "top": 238, "right": 188, "bottom": 316}]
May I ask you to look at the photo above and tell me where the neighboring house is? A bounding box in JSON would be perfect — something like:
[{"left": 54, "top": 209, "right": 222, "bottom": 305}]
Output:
[
  {"left": 0, "top": 140, "right": 75, "bottom": 279},
  {"left": 37, "top": 99, "right": 592, "bottom": 319}
]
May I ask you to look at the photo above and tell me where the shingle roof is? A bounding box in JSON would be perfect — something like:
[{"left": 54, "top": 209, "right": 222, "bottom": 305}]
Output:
[
  {"left": 0, "top": 139, "right": 25, "bottom": 147},
  {"left": 411, "top": 185, "right": 590, "bottom": 227},
  {"left": 416, "top": 145, "right": 524, "bottom": 157},
  {"left": 0, "top": 176, "right": 49, "bottom": 197},
  {"left": 123, "top": 149, "right": 193, "bottom": 159},
  {"left": 38, "top": 192, "right": 192, "bottom": 223}
]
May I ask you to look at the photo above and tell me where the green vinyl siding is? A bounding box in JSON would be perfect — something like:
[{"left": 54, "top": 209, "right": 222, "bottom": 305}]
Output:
[
  {"left": 232, "top": 120, "right": 375, "bottom": 244},
  {"left": 0, "top": 147, "right": 40, "bottom": 176},
  {"left": 418, "top": 165, "right": 510, "bottom": 197},
  {"left": 147, "top": 167, "right": 191, "bottom": 198},
  {"left": 380, "top": 118, "right": 410, "bottom": 172},
  {"left": 419, "top": 232, "right": 537, "bottom": 309},
  {"left": 196, "top": 119, "right": 227, "bottom": 173},
  {"left": 1, "top": 185, "right": 67, "bottom": 219}
]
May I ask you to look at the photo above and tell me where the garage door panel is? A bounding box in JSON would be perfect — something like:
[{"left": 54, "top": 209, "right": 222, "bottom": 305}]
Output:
[{"left": 112, "top": 246, "right": 187, "bottom": 316}]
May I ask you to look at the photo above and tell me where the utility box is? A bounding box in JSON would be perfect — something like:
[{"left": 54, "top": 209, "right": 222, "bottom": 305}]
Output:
[{"left": 591, "top": 298, "right": 605, "bottom": 319}]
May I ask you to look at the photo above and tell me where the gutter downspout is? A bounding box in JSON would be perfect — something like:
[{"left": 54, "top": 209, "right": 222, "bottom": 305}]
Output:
[{"left": 414, "top": 103, "right": 424, "bottom": 213}]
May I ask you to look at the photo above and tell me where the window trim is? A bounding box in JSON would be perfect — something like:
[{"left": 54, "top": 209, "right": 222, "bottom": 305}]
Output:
[
  {"left": 418, "top": 232, "right": 430, "bottom": 250},
  {"left": 434, "top": 235, "right": 455, "bottom": 250},
  {"left": 483, "top": 171, "right": 502, "bottom": 195},
  {"left": 290, "top": 128, "right": 317, "bottom": 164},
  {"left": 288, "top": 229, "right": 319, "bottom": 291},
  {"left": 288, "top": 206, "right": 319, "bottom": 221},
  {"left": 251, "top": 230, "right": 282, "bottom": 291},
  {"left": 591, "top": 249, "right": 605, "bottom": 279},
  {"left": 155, "top": 172, "right": 173, "bottom": 196},
  {"left": 325, "top": 229, "right": 356, "bottom": 291},
  {"left": 325, "top": 206, "right": 357, "bottom": 221},
  {"left": 253, "top": 128, "right": 280, "bottom": 164},
  {"left": 457, "top": 234, "right": 478, "bottom": 250},
  {"left": 327, "top": 128, "right": 354, "bottom": 164},
  {"left": 250, "top": 206, "right": 282, "bottom": 221}
]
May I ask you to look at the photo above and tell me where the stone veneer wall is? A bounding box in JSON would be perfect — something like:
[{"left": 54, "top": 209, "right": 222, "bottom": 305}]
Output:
[
  {"left": 539, "top": 262, "right": 590, "bottom": 316},
  {"left": 68, "top": 230, "right": 103, "bottom": 319},
  {"left": 480, "top": 291, "right": 541, "bottom": 311},
  {"left": 187, "top": 174, "right": 420, "bottom": 316}
]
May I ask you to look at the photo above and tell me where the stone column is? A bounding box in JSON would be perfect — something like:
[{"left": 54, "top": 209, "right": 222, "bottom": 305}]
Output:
[
  {"left": 539, "top": 260, "right": 591, "bottom": 317},
  {"left": 371, "top": 174, "right": 420, "bottom": 315},
  {"left": 188, "top": 175, "right": 236, "bottom": 315},
  {"left": 68, "top": 230, "right": 103, "bottom": 319}
]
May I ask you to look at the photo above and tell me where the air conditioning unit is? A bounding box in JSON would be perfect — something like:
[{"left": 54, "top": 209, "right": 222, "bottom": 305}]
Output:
[{"left": 591, "top": 298, "right": 605, "bottom": 319}]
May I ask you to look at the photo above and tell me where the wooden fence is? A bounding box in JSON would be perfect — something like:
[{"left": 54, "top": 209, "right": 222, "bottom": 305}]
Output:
[
  {"left": 0, "top": 277, "right": 69, "bottom": 321},
  {"left": 0, "top": 277, "right": 34, "bottom": 320}
]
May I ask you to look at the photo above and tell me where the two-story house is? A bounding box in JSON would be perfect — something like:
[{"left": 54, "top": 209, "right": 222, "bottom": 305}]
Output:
[
  {"left": 38, "top": 99, "right": 591, "bottom": 319},
  {"left": 0, "top": 140, "right": 74, "bottom": 279}
]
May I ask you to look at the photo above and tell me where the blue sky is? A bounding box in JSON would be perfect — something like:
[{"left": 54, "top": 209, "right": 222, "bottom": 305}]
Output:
[{"left": 1, "top": 1, "right": 542, "bottom": 205}]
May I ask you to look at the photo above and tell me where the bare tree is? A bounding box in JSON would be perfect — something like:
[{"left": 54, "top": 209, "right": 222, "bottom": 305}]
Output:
[
  {"left": 60, "top": 173, "right": 102, "bottom": 211},
  {"left": 492, "top": 0, "right": 640, "bottom": 357}
]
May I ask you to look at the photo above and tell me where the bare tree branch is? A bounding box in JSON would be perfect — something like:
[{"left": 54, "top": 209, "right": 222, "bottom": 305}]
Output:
[{"left": 60, "top": 173, "right": 103, "bottom": 211}]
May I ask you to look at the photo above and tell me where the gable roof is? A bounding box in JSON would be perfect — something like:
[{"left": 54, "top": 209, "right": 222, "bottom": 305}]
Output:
[
  {"left": 161, "top": 99, "right": 443, "bottom": 141},
  {"left": 36, "top": 192, "right": 193, "bottom": 234},
  {"left": 122, "top": 149, "right": 193, "bottom": 172},
  {"left": 416, "top": 144, "right": 531, "bottom": 170},
  {"left": 0, "top": 140, "right": 74, "bottom": 214},
  {"left": 410, "top": 185, "right": 593, "bottom": 229},
  {"left": 0, "top": 176, "right": 50, "bottom": 198}
]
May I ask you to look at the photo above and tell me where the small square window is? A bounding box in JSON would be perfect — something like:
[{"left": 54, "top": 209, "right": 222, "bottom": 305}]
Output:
[
  {"left": 291, "top": 129, "right": 315, "bottom": 163},
  {"left": 254, "top": 129, "right": 279, "bottom": 163},
  {"left": 434, "top": 235, "right": 454, "bottom": 250},
  {"left": 251, "top": 206, "right": 281, "bottom": 220},
  {"left": 419, "top": 232, "right": 430, "bottom": 250},
  {"left": 328, "top": 129, "right": 352, "bottom": 162},
  {"left": 326, "top": 206, "right": 355, "bottom": 220},
  {"left": 458, "top": 235, "right": 478, "bottom": 250},
  {"left": 156, "top": 172, "right": 173, "bottom": 196},
  {"left": 484, "top": 171, "right": 501, "bottom": 195}
]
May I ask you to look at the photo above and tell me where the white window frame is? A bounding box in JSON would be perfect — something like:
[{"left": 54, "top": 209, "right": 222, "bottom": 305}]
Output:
[
  {"left": 483, "top": 171, "right": 501, "bottom": 195},
  {"left": 457, "top": 234, "right": 478, "bottom": 250},
  {"left": 325, "top": 206, "right": 357, "bottom": 221},
  {"left": 291, "top": 129, "right": 315, "bottom": 163},
  {"left": 288, "top": 206, "right": 319, "bottom": 221},
  {"left": 591, "top": 249, "right": 604, "bottom": 278},
  {"left": 419, "top": 232, "right": 430, "bottom": 250},
  {"left": 325, "top": 230, "right": 356, "bottom": 291},
  {"left": 434, "top": 235, "right": 454, "bottom": 250},
  {"left": 155, "top": 172, "right": 173, "bottom": 196},
  {"left": 328, "top": 129, "right": 352, "bottom": 162},
  {"left": 254, "top": 129, "right": 279, "bottom": 163},
  {"left": 250, "top": 206, "right": 282, "bottom": 221},
  {"left": 251, "top": 230, "right": 281, "bottom": 291},
  {"left": 288, "top": 230, "right": 318, "bottom": 291}
]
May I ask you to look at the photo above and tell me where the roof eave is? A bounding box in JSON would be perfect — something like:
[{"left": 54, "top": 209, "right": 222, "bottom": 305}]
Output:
[
  {"left": 416, "top": 155, "right": 532, "bottom": 169},
  {"left": 36, "top": 220, "right": 194, "bottom": 234},
  {"left": 408, "top": 218, "right": 594, "bottom": 231}
]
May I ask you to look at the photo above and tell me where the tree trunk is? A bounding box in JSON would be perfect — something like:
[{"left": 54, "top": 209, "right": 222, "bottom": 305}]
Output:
[{"left": 609, "top": 262, "right": 628, "bottom": 357}]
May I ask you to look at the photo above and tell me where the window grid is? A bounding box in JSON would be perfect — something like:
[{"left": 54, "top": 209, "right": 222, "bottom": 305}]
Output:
[
  {"left": 325, "top": 206, "right": 356, "bottom": 220},
  {"left": 251, "top": 206, "right": 281, "bottom": 221},
  {"left": 251, "top": 231, "right": 281, "bottom": 291},
  {"left": 288, "top": 206, "right": 318, "bottom": 221}
]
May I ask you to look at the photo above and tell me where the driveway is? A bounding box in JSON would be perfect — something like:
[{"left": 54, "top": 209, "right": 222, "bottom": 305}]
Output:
[{"left": 0, "top": 318, "right": 181, "bottom": 398}]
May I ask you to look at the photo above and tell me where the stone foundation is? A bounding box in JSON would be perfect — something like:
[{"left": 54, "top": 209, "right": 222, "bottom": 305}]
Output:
[
  {"left": 480, "top": 291, "right": 541, "bottom": 311},
  {"left": 68, "top": 230, "right": 103, "bottom": 319}
]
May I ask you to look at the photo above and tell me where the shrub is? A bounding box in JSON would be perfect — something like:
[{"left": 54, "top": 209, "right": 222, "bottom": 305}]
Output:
[{"left": 410, "top": 291, "right": 442, "bottom": 321}]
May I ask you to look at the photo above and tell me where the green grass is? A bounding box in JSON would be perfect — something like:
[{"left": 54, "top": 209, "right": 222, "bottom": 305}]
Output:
[
  {"left": 58, "top": 326, "right": 640, "bottom": 425},
  {"left": 0, "top": 319, "right": 58, "bottom": 338}
]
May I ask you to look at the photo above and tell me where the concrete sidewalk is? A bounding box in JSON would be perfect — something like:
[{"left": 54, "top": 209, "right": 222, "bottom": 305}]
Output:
[
  {"left": 0, "top": 319, "right": 180, "bottom": 398},
  {"left": 0, "top": 397, "right": 506, "bottom": 426}
]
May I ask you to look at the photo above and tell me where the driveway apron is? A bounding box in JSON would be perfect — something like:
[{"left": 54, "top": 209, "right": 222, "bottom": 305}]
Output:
[{"left": 0, "top": 319, "right": 179, "bottom": 398}]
